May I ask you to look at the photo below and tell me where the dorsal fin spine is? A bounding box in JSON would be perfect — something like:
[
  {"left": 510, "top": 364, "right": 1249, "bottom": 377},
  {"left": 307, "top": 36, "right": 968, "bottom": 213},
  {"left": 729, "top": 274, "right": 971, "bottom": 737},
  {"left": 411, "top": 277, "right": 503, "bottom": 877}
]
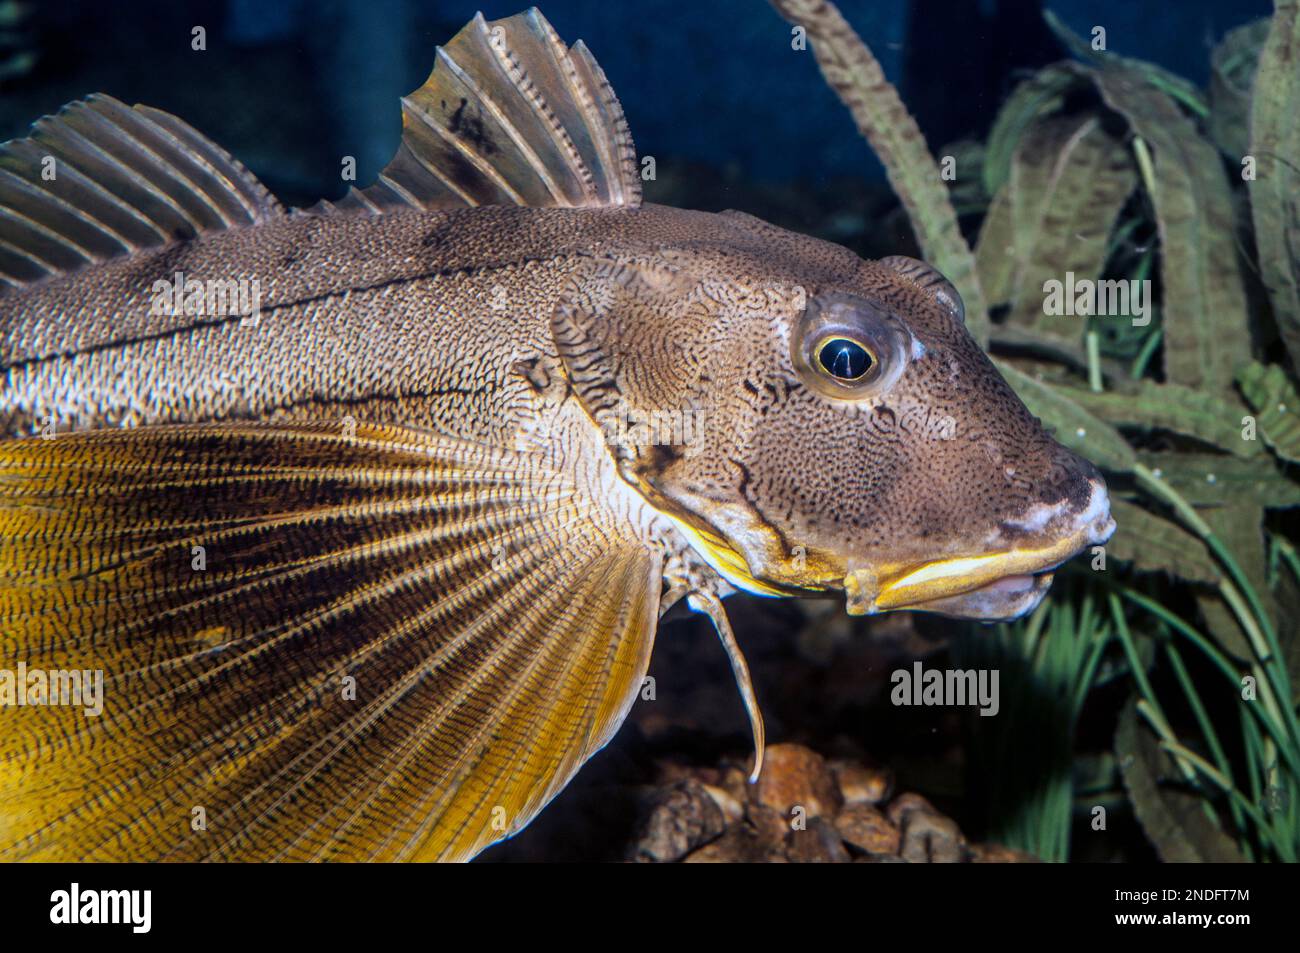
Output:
[
  {"left": 388, "top": 143, "right": 473, "bottom": 207},
  {"left": 0, "top": 9, "right": 639, "bottom": 286},
  {"left": 0, "top": 93, "right": 283, "bottom": 290},
  {"left": 72, "top": 104, "right": 214, "bottom": 231},
  {"left": 423, "top": 44, "right": 530, "bottom": 203},
  {"left": 0, "top": 203, "right": 86, "bottom": 271},
  {"left": 326, "top": 9, "right": 641, "bottom": 215},
  {"left": 16, "top": 133, "right": 164, "bottom": 246},
  {"left": 570, "top": 41, "right": 640, "bottom": 208},
  {"left": 478, "top": 14, "right": 574, "bottom": 205},
  {"left": 497, "top": 11, "right": 598, "bottom": 203},
  {"left": 53, "top": 130, "right": 177, "bottom": 234},
  {"left": 0, "top": 171, "right": 99, "bottom": 262},
  {"left": 136, "top": 106, "right": 275, "bottom": 221},
  {"left": 359, "top": 178, "right": 401, "bottom": 212},
  {"left": 0, "top": 234, "right": 46, "bottom": 274},
  {"left": 0, "top": 160, "right": 138, "bottom": 255}
]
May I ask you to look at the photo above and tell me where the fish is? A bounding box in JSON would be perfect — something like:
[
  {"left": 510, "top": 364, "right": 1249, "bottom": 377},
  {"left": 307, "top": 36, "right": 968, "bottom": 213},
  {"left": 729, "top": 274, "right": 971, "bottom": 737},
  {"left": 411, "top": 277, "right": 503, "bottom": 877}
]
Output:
[{"left": 0, "top": 7, "right": 1115, "bottom": 861}]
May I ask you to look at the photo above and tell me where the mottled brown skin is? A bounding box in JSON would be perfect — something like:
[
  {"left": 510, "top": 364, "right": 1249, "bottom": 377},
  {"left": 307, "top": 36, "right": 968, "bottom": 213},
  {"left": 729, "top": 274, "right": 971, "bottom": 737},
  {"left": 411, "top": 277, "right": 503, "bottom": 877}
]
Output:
[
  {"left": 0, "top": 5, "right": 1117, "bottom": 864},
  {"left": 2, "top": 201, "right": 1102, "bottom": 604}
]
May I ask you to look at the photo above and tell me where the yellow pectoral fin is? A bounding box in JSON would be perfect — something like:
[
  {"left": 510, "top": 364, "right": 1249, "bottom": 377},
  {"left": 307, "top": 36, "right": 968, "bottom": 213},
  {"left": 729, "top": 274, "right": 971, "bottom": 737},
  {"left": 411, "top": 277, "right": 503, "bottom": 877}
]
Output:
[{"left": 0, "top": 421, "right": 659, "bottom": 862}]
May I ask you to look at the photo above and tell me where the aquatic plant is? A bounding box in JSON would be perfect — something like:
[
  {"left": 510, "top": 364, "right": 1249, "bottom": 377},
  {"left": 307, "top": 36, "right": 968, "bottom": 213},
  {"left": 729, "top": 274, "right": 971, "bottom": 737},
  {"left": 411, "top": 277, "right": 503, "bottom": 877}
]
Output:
[{"left": 774, "top": 0, "right": 1300, "bottom": 861}]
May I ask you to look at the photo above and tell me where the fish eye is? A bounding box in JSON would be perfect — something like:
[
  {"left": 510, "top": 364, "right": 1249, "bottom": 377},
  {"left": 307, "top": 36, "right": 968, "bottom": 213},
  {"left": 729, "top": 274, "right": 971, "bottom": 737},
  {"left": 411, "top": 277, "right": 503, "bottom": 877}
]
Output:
[
  {"left": 815, "top": 337, "right": 874, "bottom": 381},
  {"left": 793, "top": 293, "right": 914, "bottom": 400}
]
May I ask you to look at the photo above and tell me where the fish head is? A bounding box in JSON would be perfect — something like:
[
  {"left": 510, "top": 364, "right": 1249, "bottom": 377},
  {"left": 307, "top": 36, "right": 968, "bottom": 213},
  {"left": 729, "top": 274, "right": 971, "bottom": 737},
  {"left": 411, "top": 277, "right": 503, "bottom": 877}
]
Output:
[{"left": 556, "top": 208, "right": 1116, "bottom": 621}]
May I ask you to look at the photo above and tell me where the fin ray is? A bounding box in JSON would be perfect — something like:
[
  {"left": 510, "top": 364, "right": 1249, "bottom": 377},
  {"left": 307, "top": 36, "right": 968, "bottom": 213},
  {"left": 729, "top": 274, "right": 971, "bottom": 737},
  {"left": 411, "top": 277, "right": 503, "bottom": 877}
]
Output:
[
  {"left": 323, "top": 8, "right": 640, "bottom": 215},
  {"left": 0, "top": 421, "right": 660, "bottom": 861},
  {"left": 0, "top": 95, "right": 282, "bottom": 289}
]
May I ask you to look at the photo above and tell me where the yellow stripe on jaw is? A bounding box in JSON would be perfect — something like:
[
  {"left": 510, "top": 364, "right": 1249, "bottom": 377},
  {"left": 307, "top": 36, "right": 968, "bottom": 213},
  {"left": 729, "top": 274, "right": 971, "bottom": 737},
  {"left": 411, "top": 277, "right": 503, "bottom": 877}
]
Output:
[
  {"left": 872, "top": 538, "right": 1084, "bottom": 610},
  {"left": 666, "top": 510, "right": 1098, "bottom": 612},
  {"left": 667, "top": 517, "right": 790, "bottom": 598}
]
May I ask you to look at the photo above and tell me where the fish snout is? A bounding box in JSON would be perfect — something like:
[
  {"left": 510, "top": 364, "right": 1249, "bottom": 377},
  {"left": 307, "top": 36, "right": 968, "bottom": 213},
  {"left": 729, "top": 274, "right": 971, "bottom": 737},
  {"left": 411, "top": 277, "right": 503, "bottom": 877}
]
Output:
[
  {"left": 848, "top": 446, "right": 1117, "bottom": 619},
  {"left": 1068, "top": 470, "right": 1116, "bottom": 550},
  {"left": 1001, "top": 446, "right": 1115, "bottom": 552}
]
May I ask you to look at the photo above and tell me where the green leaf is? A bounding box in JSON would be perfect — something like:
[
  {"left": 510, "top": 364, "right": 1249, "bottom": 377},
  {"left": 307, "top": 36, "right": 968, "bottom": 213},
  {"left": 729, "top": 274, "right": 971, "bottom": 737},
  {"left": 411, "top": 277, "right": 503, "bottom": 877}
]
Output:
[
  {"left": 994, "top": 360, "right": 1135, "bottom": 472},
  {"left": 1060, "top": 59, "right": 1252, "bottom": 396},
  {"left": 1064, "top": 380, "right": 1260, "bottom": 458},
  {"left": 1136, "top": 452, "right": 1300, "bottom": 508},
  {"left": 1115, "top": 698, "right": 1247, "bottom": 863},
  {"left": 941, "top": 137, "right": 989, "bottom": 215},
  {"left": 1196, "top": 505, "right": 1272, "bottom": 659},
  {"left": 769, "top": 0, "right": 990, "bottom": 346},
  {"left": 998, "top": 114, "right": 1137, "bottom": 333},
  {"left": 1208, "top": 18, "right": 1270, "bottom": 159},
  {"left": 1271, "top": 561, "right": 1300, "bottom": 694},
  {"left": 1043, "top": 11, "right": 1209, "bottom": 118},
  {"left": 1248, "top": 2, "right": 1300, "bottom": 370},
  {"left": 990, "top": 325, "right": 1129, "bottom": 380},
  {"left": 1237, "top": 361, "right": 1300, "bottom": 463},
  {"left": 1195, "top": 593, "right": 1255, "bottom": 664},
  {"left": 982, "top": 63, "right": 1085, "bottom": 198},
  {"left": 975, "top": 185, "right": 1016, "bottom": 307},
  {"left": 1105, "top": 498, "right": 1220, "bottom": 586}
]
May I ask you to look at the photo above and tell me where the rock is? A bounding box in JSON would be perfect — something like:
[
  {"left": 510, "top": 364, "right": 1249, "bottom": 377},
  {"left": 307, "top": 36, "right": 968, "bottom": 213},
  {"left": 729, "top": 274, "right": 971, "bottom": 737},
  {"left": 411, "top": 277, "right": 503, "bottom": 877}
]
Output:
[
  {"left": 627, "top": 745, "right": 993, "bottom": 864},
  {"left": 834, "top": 802, "right": 900, "bottom": 856},
  {"left": 831, "top": 760, "right": 893, "bottom": 805},
  {"left": 746, "top": 803, "right": 791, "bottom": 843},
  {"left": 970, "top": 843, "right": 1041, "bottom": 863},
  {"left": 702, "top": 783, "right": 745, "bottom": 823},
  {"left": 719, "top": 765, "right": 752, "bottom": 804},
  {"left": 685, "top": 824, "right": 785, "bottom": 863},
  {"left": 651, "top": 760, "right": 700, "bottom": 786},
  {"left": 785, "top": 817, "right": 851, "bottom": 863},
  {"left": 885, "top": 791, "right": 938, "bottom": 827},
  {"left": 899, "top": 808, "right": 967, "bottom": 863},
  {"left": 755, "top": 743, "right": 843, "bottom": 819},
  {"left": 631, "top": 779, "right": 726, "bottom": 862}
]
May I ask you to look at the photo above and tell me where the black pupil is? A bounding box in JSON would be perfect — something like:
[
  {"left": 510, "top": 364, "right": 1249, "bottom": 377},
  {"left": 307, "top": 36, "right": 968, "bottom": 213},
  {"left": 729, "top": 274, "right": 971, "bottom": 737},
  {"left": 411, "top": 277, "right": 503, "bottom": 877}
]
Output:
[{"left": 819, "top": 338, "right": 872, "bottom": 380}]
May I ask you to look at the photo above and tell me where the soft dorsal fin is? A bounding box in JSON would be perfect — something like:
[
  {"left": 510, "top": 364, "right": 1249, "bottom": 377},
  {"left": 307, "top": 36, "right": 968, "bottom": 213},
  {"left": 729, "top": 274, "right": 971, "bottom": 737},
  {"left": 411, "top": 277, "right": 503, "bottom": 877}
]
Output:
[
  {"left": 0, "top": 94, "right": 283, "bottom": 291},
  {"left": 322, "top": 7, "right": 641, "bottom": 215}
]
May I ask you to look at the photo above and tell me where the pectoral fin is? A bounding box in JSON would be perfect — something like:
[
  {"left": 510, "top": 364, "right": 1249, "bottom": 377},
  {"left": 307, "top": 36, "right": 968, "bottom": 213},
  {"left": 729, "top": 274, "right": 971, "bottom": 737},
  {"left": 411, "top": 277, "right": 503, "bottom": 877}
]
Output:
[{"left": 0, "top": 421, "right": 660, "bottom": 861}]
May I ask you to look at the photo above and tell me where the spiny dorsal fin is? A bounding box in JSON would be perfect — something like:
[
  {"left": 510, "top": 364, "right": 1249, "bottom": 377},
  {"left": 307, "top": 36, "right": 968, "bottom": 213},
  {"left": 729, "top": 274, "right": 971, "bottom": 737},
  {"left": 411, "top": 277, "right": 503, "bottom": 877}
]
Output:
[
  {"left": 323, "top": 8, "right": 641, "bottom": 215},
  {"left": 0, "top": 94, "right": 283, "bottom": 291}
]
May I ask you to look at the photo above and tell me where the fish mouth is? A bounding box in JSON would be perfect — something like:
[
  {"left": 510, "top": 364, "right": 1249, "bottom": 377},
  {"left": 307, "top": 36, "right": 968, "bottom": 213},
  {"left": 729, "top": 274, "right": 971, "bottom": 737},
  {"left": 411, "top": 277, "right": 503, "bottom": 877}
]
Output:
[
  {"left": 844, "top": 480, "right": 1116, "bottom": 621},
  {"left": 871, "top": 564, "right": 1059, "bottom": 621}
]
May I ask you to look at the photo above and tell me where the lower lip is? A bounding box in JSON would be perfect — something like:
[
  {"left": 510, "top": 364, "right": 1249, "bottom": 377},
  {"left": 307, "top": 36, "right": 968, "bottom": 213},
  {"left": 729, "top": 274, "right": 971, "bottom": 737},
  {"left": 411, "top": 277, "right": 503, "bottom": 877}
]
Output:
[{"left": 983, "top": 574, "right": 1038, "bottom": 594}]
